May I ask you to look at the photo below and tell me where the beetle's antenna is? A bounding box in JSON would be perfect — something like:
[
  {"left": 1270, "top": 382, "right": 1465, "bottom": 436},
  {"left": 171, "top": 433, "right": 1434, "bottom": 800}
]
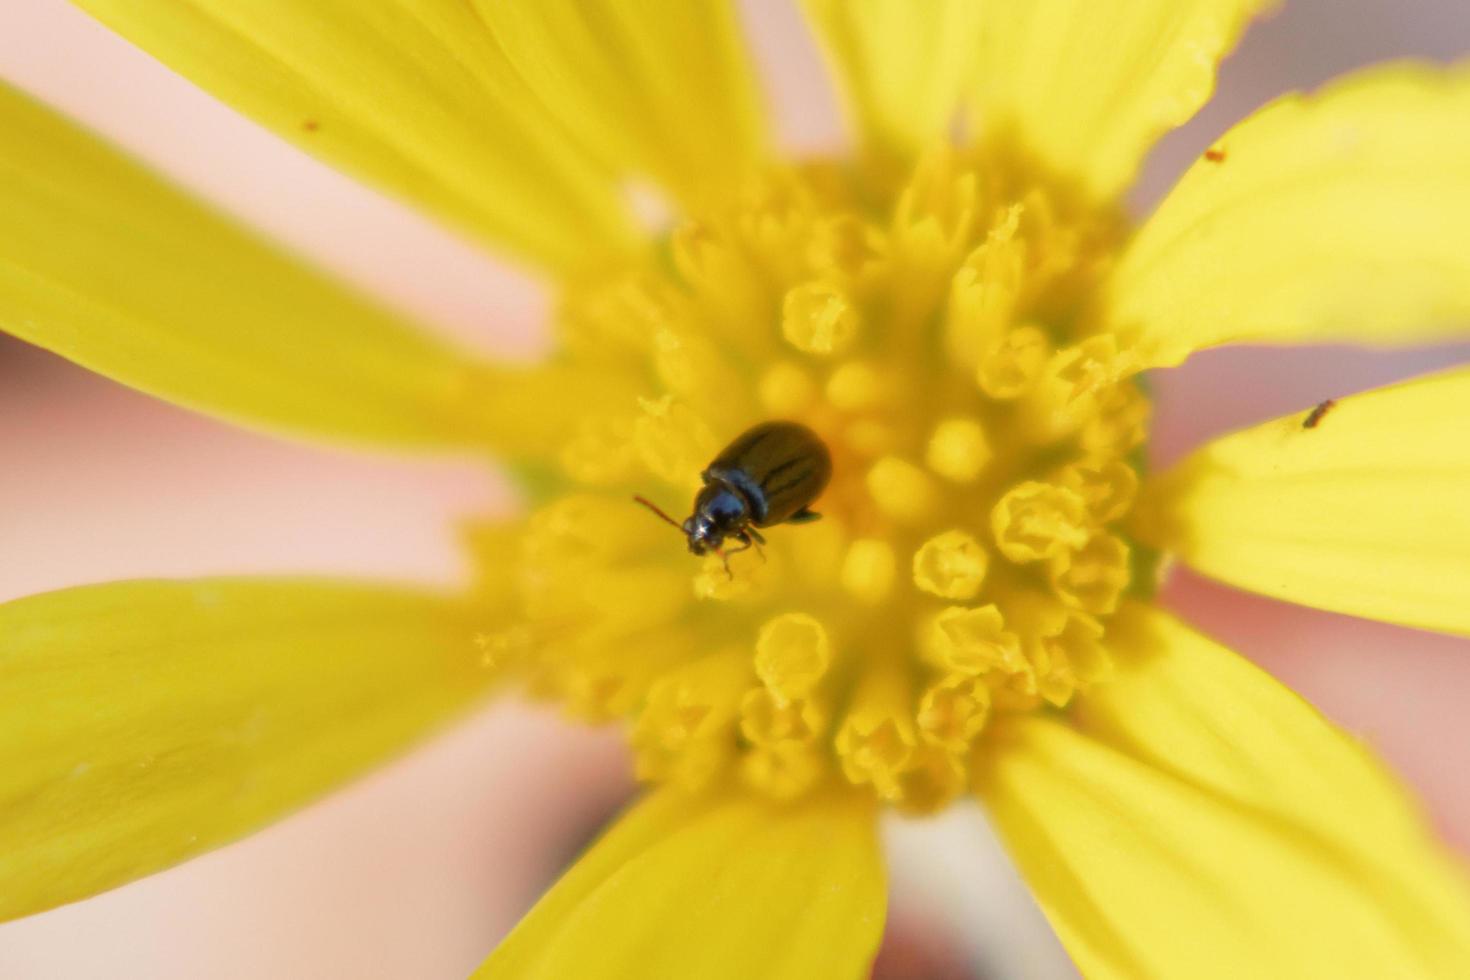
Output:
[{"left": 632, "top": 495, "right": 683, "bottom": 532}]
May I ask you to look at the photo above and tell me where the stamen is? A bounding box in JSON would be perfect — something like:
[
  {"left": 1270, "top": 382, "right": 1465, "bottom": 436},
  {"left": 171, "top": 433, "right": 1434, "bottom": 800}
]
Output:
[
  {"left": 925, "top": 417, "right": 992, "bottom": 483},
  {"left": 556, "top": 633, "right": 690, "bottom": 721},
  {"left": 754, "top": 613, "right": 832, "bottom": 705},
  {"left": 742, "top": 741, "right": 825, "bottom": 800},
  {"left": 932, "top": 605, "right": 1025, "bottom": 674},
  {"left": 1049, "top": 533, "right": 1132, "bottom": 614},
  {"left": 782, "top": 280, "right": 860, "bottom": 355},
  {"left": 826, "top": 361, "right": 889, "bottom": 411},
  {"left": 895, "top": 745, "right": 967, "bottom": 814},
  {"left": 1044, "top": 336, "right": 1132, "bottom": 408},
  {"left": 807, "top": 214, "right": 886, "bottom": 287},
  {"left": 991, "top": 482, "right": 1090, "bottom": 562},
  {"left": 1082, "top": 381, "right": 1151, "bottom": 454},
  {"left": 945, "top": 204, "right": 1023, "bottom": 365},
  {"left": 867, "top": 456, "right": 939, "bottom": 524},
  {"left": 654, "top": 328, "right": 741, "bottom": 408},
  {"left": 634, "top": 396, "right": 717, "bottom": 486},
  {"left": 525, "top": 495, "right": 650, "bottom": 567},
  {"left": 739, "top": 688, "right": 828, "bottom": 745},
  {"left": 913, "top": 529, "right": 989, "bottom": 600},
  {"left": 917, "top": 672, "right": 992, "bottom": 751},
  {"left": 1018, "top": 607, "right": 1110, "bottom": 707},
  {"left": 1056, "top": 458, "right": 1140, "bottom": 524},
  {"left": 977, "top": 324, "right": 1051, "bottom": 399},
  {"left": 631, "top": 649, "right": 749, "bottom": 790},
  {"left": 893, "top": 152, "right": 980, "bottom": 259},
  {"left": 694, "top": 551, "right": 778, "bottom": 601},
  {"left": 670, "top": 221, "right": 765, "bottom": 326},
  {"left": 560, "top": 669, "right": 638, "bottom": 722},
  {"left": 841, "top": 539, "right": 898, "bottom": 603},
  {"left": 560, "top": 416, "right": 639, "bottom": 485},
  {"left": 835, "top": 663, "right": 918, "bottom": 801},
  {"left": 758, "top": 361, "right": 818, "bottom": 415},
  {"left": 846, "top": 419, "right": 898, "bottom": 457}
]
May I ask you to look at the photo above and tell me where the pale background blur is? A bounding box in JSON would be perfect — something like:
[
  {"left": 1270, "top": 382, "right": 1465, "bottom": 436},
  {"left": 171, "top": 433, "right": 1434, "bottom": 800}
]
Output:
[{"left": 1, "top": 2, "right": 1468, "bottom": 977}]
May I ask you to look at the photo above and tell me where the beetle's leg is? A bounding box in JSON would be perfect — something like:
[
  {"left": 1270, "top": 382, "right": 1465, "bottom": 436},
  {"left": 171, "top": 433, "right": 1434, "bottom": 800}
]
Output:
[
  {"left": 723, "top": 531, "right": 769, "bottom": 571},
  {"left": 744, "top": 528, "right": 767, "bottom": 563},
  {"left": 726, "top": 530, "right": 766, "bottom": 565},
  {"left": 786, "top": 508, "right": 822, "bottom": 525},
  {"left": 714, "top": 546, "right": 733, "bottom": 580}
]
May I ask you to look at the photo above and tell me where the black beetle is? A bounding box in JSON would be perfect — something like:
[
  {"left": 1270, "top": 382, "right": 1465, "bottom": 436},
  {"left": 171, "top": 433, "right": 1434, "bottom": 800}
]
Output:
[{"left": 635, "top": 420, "right": 832, "bottom": 576}]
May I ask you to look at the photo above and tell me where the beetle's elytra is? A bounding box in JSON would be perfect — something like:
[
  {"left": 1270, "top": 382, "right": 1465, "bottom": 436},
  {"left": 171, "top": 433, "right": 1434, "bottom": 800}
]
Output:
[{"left": 634, "top": 420, "right": 832, "bottom": 576}]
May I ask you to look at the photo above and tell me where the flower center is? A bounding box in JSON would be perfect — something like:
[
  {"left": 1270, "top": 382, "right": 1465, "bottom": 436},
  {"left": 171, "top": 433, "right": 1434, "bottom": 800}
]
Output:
[{"left": 472, "top": 148, "right": 1151, "bottom": 813}]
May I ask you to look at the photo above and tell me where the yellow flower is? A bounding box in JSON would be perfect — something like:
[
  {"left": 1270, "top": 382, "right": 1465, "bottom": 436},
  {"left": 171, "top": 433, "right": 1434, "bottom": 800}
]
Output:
[{"left": 3, "top": 2, "right": 1470, "bottom": 976}]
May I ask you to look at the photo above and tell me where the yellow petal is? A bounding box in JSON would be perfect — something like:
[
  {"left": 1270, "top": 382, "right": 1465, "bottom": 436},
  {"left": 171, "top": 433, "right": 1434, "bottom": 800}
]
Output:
[
  {"left": 474, "top": 361, "right": 645, "bottom": 463},
  {"left": 74, "top": 0, "right": 635, "bottom": 272},
  {"left": 971, "top": 0, "right": 1273, "bottom": 203},
  {"left": 1135, "top": 367, "right": 1470, "bottom": 636},
  {"left": 800, "top": 0, "right": 982, "bottom": 161},
  {"left": 1107, "top": 64, "right": 1470, "bottom": 367},
  {"left": 479, "top": 0, "right": 767, "bottom": 210},
  {"left": 0, "top": 83, "right": 496, "bottom": 450},
  {"left": 980, "top": 604, "right": 1470, "bottom": 979},
  {"left": 477, "top": 788, "right": 885, "bottom": 980},
  {"left": 0, "top": 577, "right": 490, "bottom": 922}
]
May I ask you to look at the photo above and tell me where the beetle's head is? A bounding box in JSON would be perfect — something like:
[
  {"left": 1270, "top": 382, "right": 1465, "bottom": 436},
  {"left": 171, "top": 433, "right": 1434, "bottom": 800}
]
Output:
[
  {"left": 682, "top": 514, "right": 725, "bottom": 555},
  {"left": 684, "top": 485, "right": 748, "bottom": 555}
]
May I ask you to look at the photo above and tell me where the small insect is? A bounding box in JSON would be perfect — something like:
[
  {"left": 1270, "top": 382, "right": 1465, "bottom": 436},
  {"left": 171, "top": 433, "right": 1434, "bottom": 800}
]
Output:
[
  {"left": 1204, "top": 147, "right": 1227, "bottom": 163},
  {"left": 1303, "top": 398, "right": 1337, "bottom": 429},
  {"left": 634, "top": 420, "right": 832, "bottom": 577}
]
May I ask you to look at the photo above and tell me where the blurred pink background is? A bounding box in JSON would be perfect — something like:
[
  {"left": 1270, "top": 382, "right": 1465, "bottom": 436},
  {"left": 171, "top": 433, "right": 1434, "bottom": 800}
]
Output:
[{"left": 1, "top": 1, "right": 1468, "bottom": 977}]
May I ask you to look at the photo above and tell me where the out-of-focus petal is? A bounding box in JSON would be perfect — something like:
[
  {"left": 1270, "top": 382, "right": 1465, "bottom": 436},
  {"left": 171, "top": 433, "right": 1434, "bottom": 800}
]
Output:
[
  {"left": 477, "top": 787, "right": 886, "bottom": 980},
  {"left": 800, "top": 0, "right": 982, "bottom": 161},
  {"left": 0, "top": 577, "right": 492, "bottom": 922},
  {"left": 1135, "top": 366, "right": 1470, "bottom": 636},
  {"left": 478, "top": 0, "right": 767, "bottom": 211},
  {"left": 1106, "top": 64, "right": 1470, "bottom": 367},
  {"left": 980, "top": 605, "right": 1470, "bottom": 979},
  {"left": 0, "top": 83, "right": 498, "bottom": 451},
  {"left": 75, "top": 0, "right": 637, "bottom": 272},
  {"left": 971, "top": 0, "right": 1273, "bottom": 202}
]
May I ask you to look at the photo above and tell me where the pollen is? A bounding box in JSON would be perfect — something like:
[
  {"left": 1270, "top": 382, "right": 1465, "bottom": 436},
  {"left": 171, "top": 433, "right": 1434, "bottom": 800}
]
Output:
[{"left": 468, "top": 146, "right": 1151, "bottom": 812}]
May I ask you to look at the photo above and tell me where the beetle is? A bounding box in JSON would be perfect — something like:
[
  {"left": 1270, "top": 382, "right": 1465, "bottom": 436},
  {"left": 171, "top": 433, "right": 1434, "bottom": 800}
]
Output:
[{"left": 634, "top": 420, "right": 832, "bottom": 577}]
